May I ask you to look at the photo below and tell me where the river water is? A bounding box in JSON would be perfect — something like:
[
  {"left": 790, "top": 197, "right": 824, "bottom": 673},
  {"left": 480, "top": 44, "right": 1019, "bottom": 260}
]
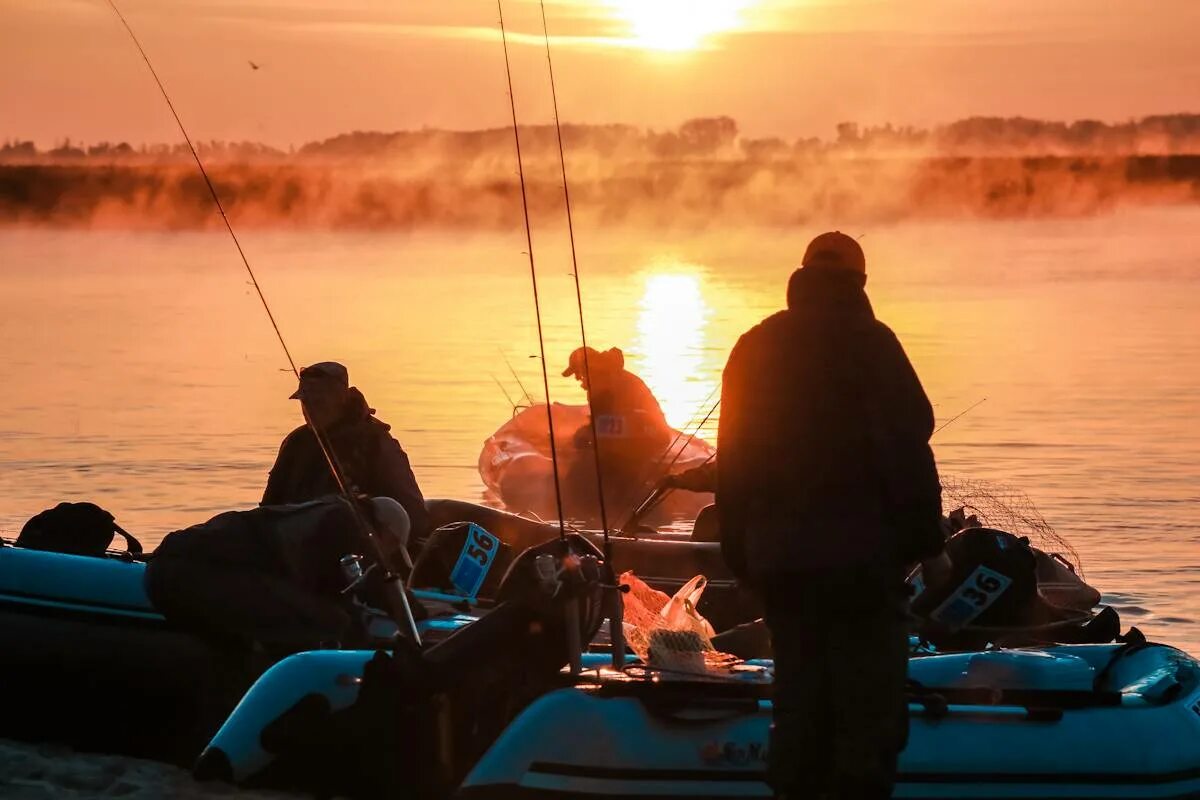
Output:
[{"left": 1, "top": 210, "right": 1197, "bottom": 653}]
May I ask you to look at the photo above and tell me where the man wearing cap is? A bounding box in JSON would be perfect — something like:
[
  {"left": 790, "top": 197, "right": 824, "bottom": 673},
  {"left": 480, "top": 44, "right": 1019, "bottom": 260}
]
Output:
[
  {"left": 717, "top": 232, "right": 944, "bottom": 799},
  {"left": 263, "top": 362, "right": 431, "bottom": 546},
  {"left": 562, "top": 346, "right": 672, "bottom": 506}
]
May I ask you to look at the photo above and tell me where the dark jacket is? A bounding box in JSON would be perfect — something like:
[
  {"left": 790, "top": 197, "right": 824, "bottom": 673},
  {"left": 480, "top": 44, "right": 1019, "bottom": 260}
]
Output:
[
  {"left": 262, "top": 388, "right": 431, "bottom": 542},
  {"left": 717, "top": 268, "right": 943, "bottom": 580},
  {"left": 589, "top": 369, "right": 670, "bottom": 443}
]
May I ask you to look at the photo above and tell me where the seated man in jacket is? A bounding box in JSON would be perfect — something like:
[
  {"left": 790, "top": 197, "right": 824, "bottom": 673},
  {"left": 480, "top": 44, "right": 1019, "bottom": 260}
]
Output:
[
  {"left": 263, "top": 361, "right": 432, "bottom": 546},
  {"left": 563, "top": 346, "right": 672, "bottom": 505}
]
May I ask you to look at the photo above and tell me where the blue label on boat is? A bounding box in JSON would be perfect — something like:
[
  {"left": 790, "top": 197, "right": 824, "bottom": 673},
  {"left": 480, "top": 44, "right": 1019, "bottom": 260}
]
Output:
[
  {"left": 449, "top": 523, "right": 500, "bottom": 599},
  {"left": 931, "top": 565, "right": 1012, "bottom": 631}
]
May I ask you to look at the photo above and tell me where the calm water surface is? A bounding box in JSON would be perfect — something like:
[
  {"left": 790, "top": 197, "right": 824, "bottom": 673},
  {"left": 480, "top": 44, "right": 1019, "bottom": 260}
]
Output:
[{"left": 1, "top": 211, "right": 1197, "bottom": 652}]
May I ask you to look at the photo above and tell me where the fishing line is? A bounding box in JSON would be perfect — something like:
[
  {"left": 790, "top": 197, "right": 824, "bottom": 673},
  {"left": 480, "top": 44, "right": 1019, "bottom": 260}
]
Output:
[
  {"left": 496, "top": 0, "right": 568, "bottom": 539},
  {"left": 104, "top": 0, "right": 422, "bottom": 643}
]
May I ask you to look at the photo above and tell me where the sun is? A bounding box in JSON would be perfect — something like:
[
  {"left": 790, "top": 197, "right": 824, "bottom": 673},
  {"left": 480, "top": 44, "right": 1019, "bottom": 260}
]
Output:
[{"left": 608, "top": 0, "right": 747, "bottom": 52}]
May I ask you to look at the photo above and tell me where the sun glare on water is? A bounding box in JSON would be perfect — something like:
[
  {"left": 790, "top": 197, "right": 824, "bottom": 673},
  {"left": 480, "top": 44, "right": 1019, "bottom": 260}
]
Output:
[
  {"left": 633, "top": 270, "right": 715, "bottom": 430},
  {"left": 608, "top": 0, "right": 748, "bottom": 52}
]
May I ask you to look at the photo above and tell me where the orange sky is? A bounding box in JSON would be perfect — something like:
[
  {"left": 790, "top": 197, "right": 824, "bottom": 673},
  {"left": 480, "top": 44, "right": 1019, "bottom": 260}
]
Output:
[{"left": 3, "top": 0, "right": 1199, "bottom": 148}]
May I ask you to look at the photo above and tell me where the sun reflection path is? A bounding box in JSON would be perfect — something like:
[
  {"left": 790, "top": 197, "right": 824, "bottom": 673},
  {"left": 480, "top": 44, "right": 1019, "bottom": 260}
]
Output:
[{"left": 632, "top": 270, "right": 716, "bottom": 432}]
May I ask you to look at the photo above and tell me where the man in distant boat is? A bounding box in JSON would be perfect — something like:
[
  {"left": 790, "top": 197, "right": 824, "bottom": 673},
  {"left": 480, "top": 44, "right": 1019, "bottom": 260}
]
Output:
[
  {"left": 718, "top": 232, "right": 944, "bottom": 799},
  {"left": 562, "top": 346, "right": 673, "bottom": 505},
  {"left": 263, "top": 361, "right": 432, "bottom": 545}
]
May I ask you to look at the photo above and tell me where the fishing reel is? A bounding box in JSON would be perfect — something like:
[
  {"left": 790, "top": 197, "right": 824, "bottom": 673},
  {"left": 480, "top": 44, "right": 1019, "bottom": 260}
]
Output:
[
  {"left": 496, "top": 533, "right": 607, "bottom": 660},
  {"left": 338, "top": 553, "right": 428, "bottom": 647}
]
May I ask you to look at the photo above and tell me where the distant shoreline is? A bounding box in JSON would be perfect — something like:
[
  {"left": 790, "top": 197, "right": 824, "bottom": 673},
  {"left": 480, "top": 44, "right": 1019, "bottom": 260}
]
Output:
[{"left": 3, "top": 154, "right": 1197, "bottom": 229}]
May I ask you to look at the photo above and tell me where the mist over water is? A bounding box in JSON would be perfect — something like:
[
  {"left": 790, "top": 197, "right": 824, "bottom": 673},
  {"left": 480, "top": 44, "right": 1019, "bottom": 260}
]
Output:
[
  {"left": 0, "top": 209, "right": 1197, "bottom": 654},
  {"left": 4, "top": 116, "right": 1200, "bottom": 230}
]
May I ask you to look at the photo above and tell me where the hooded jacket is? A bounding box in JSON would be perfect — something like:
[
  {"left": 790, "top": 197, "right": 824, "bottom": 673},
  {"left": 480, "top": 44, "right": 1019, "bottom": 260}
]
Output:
[
  {"left": 262, "top": 388, "right": 431, "bottom": 542},
  {"left": 717, "top": 268, "right": 942, "bottom": 579}
]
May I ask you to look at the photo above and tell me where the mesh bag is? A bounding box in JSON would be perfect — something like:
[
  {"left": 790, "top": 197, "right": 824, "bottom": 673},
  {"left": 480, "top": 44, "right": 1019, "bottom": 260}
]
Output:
[{"left": 619, "top": 571, "right": 731, "bottom": 673}]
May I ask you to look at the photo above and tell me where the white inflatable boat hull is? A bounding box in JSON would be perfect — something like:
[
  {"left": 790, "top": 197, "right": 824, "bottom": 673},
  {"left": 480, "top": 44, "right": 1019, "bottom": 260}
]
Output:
[{"left": 459, "top": 644, "right": 1200, "bottom": 799}]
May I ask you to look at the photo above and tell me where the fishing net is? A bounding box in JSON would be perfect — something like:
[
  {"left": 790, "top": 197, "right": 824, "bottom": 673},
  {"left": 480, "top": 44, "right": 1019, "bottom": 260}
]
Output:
[
  {"left": 619, "top": 571, "right": 735, "bottom": 673},
  {"left": 941, "top": 475, "right": 1082, "bottom": 576}
]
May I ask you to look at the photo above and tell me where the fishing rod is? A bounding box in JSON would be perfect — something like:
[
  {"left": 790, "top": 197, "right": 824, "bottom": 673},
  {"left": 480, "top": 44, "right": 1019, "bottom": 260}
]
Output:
[
  {"left": 624, "top": 448, "right": 715, "bottom": 534},
  {"left": 103, "top": 0, "right": 422, "bottom": 644},
  {"left": 490, "top": 373, "right": 520, "bottom": 414},
  {"left": 538, "top": 0, "right": 611, "bottom": 544},
  {"left": 498, "top": 348, "right": 536, "bottom": 408},
  {"left": 629, "top": 381, "right": 720, "bottom": 499},
  {"left": 496, "top": 0, "right": 568, "bottom": 543},
  {"left": 537, "top": 0, "right": 624, "bottom": 669},
  {"left": 620, "top": 396, "right": 720, "bottom": 532},
  {"left": 934, "top": 397, "right": 988, "bottom": 437}
]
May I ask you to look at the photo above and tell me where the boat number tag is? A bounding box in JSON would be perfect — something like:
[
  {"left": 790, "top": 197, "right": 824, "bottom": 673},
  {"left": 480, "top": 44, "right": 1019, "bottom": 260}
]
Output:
[
  {"left": 595, "top": 414, "right": 626, "bottom": 437},
  {"left": 930, "top": 565, "right": 1012, "bottom": 631},
  {"left": 449, "top": 523, "right": 500, "bottom": 599}
]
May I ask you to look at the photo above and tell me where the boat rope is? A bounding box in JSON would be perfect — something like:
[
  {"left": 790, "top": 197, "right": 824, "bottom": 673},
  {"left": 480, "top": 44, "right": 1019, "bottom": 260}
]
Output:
[
  {"left": 103, "top": 0, "right": 423, "bottom": 644},
  {"left": 496, "top": 0, "right": 568, "bottom": 540},
  {"left": 536, "top": 0, "right": 612, "bottom": 550}
]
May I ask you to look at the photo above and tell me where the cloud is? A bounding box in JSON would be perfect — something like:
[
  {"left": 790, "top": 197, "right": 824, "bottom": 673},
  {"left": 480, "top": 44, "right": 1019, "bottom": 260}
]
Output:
[{"left": 278, "top": 20, "right": 646, "bottom": 50}]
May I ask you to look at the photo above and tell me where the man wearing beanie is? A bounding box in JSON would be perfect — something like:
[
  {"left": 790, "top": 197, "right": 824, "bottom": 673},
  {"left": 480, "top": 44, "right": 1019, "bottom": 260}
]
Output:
[{"left": 717, "top": 232, "right": 944, "bottom": 799}]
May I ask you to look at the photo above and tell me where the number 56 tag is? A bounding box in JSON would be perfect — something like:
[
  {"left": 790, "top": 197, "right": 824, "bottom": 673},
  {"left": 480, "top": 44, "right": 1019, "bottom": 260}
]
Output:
[
  {"left": 931, "top": 565, "right": 1012, "bottom": 632},
  {"left": 449, "top": 523, "right": 501, "bottom": 599}
]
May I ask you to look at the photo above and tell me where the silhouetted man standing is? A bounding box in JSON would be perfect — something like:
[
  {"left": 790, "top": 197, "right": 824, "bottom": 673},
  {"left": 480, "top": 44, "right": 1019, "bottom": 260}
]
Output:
[{"left": 717, "top": 232, "right": 944, "bottom": 799}]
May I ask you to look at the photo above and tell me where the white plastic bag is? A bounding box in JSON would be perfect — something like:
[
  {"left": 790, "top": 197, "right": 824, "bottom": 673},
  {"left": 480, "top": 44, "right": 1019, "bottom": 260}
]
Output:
[{"left": 619, "top": 571, "right": 716, "bottom": 670}]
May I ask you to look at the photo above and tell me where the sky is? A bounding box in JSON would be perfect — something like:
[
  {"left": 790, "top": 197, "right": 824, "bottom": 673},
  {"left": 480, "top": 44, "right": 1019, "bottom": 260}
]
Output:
[{"left": 3, "top": 0, "right": 1199, "bottom": 148}]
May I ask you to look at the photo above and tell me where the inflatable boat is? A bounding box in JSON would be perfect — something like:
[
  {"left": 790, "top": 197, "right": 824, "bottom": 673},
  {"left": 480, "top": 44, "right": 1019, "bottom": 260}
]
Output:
[
  {"left": 459, "top": 640, "right": 1200, "bottom": 799},
  {"left": 0, "top": 536, "right": 501, "bottom": 762},
  {"left": 195, "top": 533, "right": 610, "bottom": 796},
  {"left": 479, "top": 403, "right": 715, "bottom": 526}
]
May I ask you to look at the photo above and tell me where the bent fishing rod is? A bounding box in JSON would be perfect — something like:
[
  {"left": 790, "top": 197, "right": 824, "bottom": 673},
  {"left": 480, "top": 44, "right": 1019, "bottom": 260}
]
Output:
[{"left": 104, "top": 0, "right": 422, "bottom": 644}]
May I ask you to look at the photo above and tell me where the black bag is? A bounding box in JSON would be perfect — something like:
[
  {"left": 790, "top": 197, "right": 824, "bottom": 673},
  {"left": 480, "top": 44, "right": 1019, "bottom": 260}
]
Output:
[{"left": 16, "top": 502, "right": 143, "bottom": 557}]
